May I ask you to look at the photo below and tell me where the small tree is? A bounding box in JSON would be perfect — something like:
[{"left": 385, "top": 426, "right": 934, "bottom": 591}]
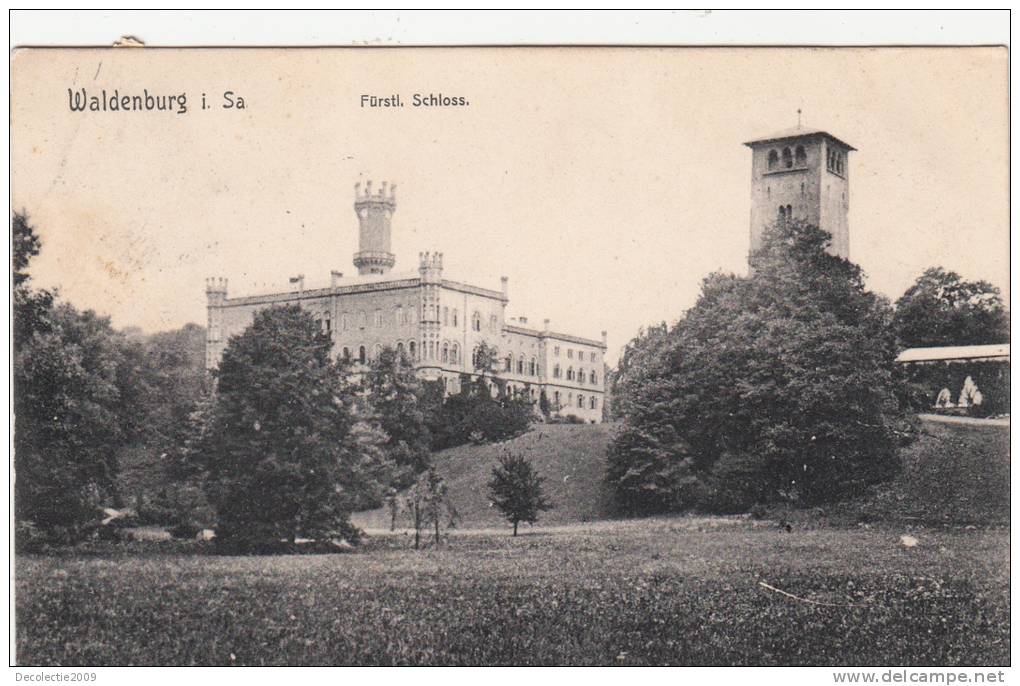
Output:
[
  {"left": 405, "top": 466, "right": 458, "bottom": 548},
  {"left": 488, "top": 452, "right": 552, "bottom": 536}
]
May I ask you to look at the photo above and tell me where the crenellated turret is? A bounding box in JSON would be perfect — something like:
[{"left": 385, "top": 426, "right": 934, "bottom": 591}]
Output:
[{"left": 353, "top": 179, "right": 397, "bottom": 275}]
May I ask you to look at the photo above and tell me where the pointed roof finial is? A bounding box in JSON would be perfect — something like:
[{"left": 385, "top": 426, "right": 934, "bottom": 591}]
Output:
[{"left": 797, "top": 108, "right": 802, "bottom": 128}]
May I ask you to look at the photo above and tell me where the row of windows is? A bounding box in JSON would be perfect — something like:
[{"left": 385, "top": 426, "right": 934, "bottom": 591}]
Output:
[
  {"left": 551, "top": 390, "right": 599, "bottom": 410},
  {"left": 551, "top": 365, "right": 599, "bottom": 385},
  {"left": 766, "top": 145, "right": 807, "bottom": 171},
  {"left": 504, "top": 355, "right": 539, "bottom": 376},
  {"left": 341, "top": 340, "right": 462, "bottom": 365},
  {"left": 553, "top": 346, "right": 599, "bottom": 363}
]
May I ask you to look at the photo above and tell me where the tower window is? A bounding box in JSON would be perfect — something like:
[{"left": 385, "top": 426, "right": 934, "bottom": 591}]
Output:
[
  {"left": 782, "top": 147, "right": 793, "bottom": 169},
  {"left": 795, "top": 145, "right": 806, "bottom": 166},
  {"left": 472, "top": 312, "right": 481, "bottom": 332},
  {"left": 409, "top": 341, "right": 416, "bottom": 360},
  {"left": 767, "top": 149, "right": 779, "bottom": 171},
  {"left": 358, "top": 346, "right": 366, "bottom": 364},
  {"left": 517, "top": 357, "right": 524, "bottom": 374}
]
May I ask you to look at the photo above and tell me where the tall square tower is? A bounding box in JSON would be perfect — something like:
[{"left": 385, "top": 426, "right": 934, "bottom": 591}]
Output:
[{"left": 744, "top": 127, "right": 855, "bottom": 262}]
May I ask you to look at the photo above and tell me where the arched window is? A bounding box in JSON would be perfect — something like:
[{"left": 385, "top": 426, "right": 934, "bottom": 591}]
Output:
[
  {"left": 590, "top": 370, "right": 597, "bottom": 384},
  {"left": 767, "top": 149, "right": 779, "bottom": 171},
  {"left": 553, "top": 364, "right": 561, "bottom": 378},
  {"left": 567, "top": 366, "right": 574, "bottom": 381},
  {"left": 529, "top": 358, "right": 537, "bottom": 376},
  {"left": 472, "top": 312, "right": 481, "bottom": 332},
  {"left": 451, "top": 343, "right": 459, "bottom": 364},
  {"left": 452, "top": 309, "right": 459, "bottom": 327},
  {"left": 397, "top": 341, "right": 405, "bottom": 357},
  {"left": 578, "top": 394, "right": 584, "bottom": 408},
  {"left": 409, "top": 341, "right": 416, "bottom": 360},
  {"left": 786, "top": 204, "right": 793, "bottom": 221},
  {"left": 342, "top": 346, "right": 351, "bottom": 360},
  {"left": 778, "top": 205, "right": 786, "bottom": 225},
  {"left": 781, "top": 147, "right": 793, "bottom": 168},
  {"left": 490, "top": 314, "right": 498, "bottom": 331},
  {"left": 505, "top": 355, "right": 512, "bottom": 371},
  {"left": 554, "top": 391, "right": 560, "bottom": 407},
  {"left": 358, "top": 346, "right": 366, "bottom": 364},
  {"left": 795, "top": 145, "right": 806, "bottom": 166},
  {"left": 442, "top": 343, "right": 449, "bottom": 363},
  {"left": 576, "top": 368, "right": 584, "bottom": 385},
  {"left": 590, "top": 396, "right": 597, "bottom": 410}
]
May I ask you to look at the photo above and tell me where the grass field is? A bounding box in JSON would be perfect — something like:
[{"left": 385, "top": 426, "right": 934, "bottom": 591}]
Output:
[
  {"left": 15, "top": 419, "right": 1010, "bottom": 666},
  {"left": 16, "top": 517, "right": 1009, "bottom": 666}
]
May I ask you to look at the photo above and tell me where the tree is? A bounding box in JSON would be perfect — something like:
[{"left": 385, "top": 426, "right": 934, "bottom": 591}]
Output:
[
  {"left": 404, "top": 466, "right": 457, "bottom": 548},
  {"left": 488, "top": 452, "right": 551, "bottom": 536},
  {"left": 198, "top": 305, "right": 391, "bottom": 549},
  {"left": 893, "top": 267, "right": 1009, "bottom": 348},
  {"left": 364, "top": 346, "right": 431, "bottom": 481},
  {"left": 13, "top": 213, "right": 144, "bottom": 545},
  {"left": 608, "top": 220, "right": 911, "bottom": 514},
  {"left": 15, "top": 303, "right": 134, "bottom": 544}
]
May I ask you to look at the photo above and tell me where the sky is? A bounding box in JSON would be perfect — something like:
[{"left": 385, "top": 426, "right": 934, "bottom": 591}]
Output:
[{"left": 11, "top": 47, "right": 1008, "bottom": 364}]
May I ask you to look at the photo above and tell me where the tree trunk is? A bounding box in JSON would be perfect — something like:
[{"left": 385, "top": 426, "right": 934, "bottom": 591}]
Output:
[{"left": 513, "top": 520, "right": 518, "bottom": 537}]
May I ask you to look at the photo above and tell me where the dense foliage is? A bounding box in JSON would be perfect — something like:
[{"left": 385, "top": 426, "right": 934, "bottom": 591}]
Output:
[
  {"left": 487, "top": 451, "right": 551, "bottom": 535},
  {"left": 193, "top": 305, "right": 392, "bottom": 549},
  {"left": 13, "top": 213, "right": 147, "bottom": 546},
  {"left": 892, "top": 267, "right": 1009, "bottom": 348},
  {"left": 364, "top": 347, "right": 432, "bottom": 482},
  {"left": 608, "top": 220, "right": 911, "bottom": 514},
  {"left": 427, "top": 376, "right": 535, "bottom": 450}
]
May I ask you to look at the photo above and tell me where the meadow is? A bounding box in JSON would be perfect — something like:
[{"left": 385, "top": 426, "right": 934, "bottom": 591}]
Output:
[
  {"left": 15, "top": 418, "right": 1010, "bottom": 666},
  {"left": 16, "top": 517, "right": 1009, "bottom": 666}
]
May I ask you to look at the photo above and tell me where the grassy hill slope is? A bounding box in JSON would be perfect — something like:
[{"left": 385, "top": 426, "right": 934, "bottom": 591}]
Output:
[{"left": 354, "top": 423, "right": 618, "bottom": 531}]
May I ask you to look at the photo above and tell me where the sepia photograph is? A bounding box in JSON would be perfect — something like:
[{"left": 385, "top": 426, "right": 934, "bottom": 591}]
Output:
[{"left": 8, "top": 11, "right": 1011, "bottom": 673}]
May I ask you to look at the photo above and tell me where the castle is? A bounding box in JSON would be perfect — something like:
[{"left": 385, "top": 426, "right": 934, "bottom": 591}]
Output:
[
  {"left": 745, "top": 125, "right": 855, "bottom": 261},
  {"left": 205, "top": 180, "right": 607, "bottom": 422}
]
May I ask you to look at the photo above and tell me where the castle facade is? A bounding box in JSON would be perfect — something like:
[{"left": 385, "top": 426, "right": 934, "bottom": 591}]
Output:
[{"left": 205, "top": 181, "right": 607, "bottom": 422}]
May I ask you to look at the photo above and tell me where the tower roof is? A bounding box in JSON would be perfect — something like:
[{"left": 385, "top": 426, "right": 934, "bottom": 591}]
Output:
[{"left": 743, "top": 126, "right": 856, "bottom": 151}]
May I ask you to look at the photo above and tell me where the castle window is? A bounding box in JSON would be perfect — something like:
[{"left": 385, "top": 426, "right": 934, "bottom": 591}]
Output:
[
  {"left": 442, "top": 343, "right": 449, "bottom": 363},
  {"left": 517, "top": 357, "right": 524, "bottom": 374},
  {"left": 374, "top": 310, "right": 383, "bottom": 327},
  {"left": 490, "top": 314, "right": 498, "bottom": 331},
  {"left": 554, "top": 346, "right": 560, "bottom": 356},
  {"left": 554, "top": 391, "right": 560, "bottom": 407},
  {"left": 409, "top": 341, "right": 416, "bottom": 360},
  {"left": 342, "top": 347, "right": 351, "bottom": 360},
  {"left": 795, "top": 145, "right": 806, "bottom": 166},
  {"left": 505, "top": 355, "right": 513, "bottom": 372},
  {"left": 358, "top": 346, "right": 366, "bottom": 364},
  {"left": 567, "top": 366, "right": 574, "bottom": 381},
  {"left": 472, "top": 312, "right": 481, "bottom": 332},
  {"left": 451, "top": 343, "right": 459, "bottom": 364},
  {"left": 567, "top": 349, "right": 573, "bottom": 359},
  {"left": 529, "top": 358, "right": 537, "bottom": 375},
  {"left": 553, "top": 364, "right": 561, "bottom": 379},
  {"left": 590, "top": 396, "right": 597, "bottom": 410},
  {"left": 590, "top": 352, "right": 597, "bottom": 362},
  {"left": 397, "top": 341, "right": 405, "bottom": 357},
  {"left": 767, "top": 149, "right": 779, "bottom": 171},
  {"left": 578, "top": 395, "right": 584, "bottom": 408},
  {"left": 452, "top": 309, "right": 459, "bottom": 327},
  {"left": 782, "top": 147, "right": 793, "bottom": 169},
  {"left": 778, "top": 205, "right": 787, "bottom": 225},
  {"left": 590, "top": 370, "right": 597, "bottom": 384}
]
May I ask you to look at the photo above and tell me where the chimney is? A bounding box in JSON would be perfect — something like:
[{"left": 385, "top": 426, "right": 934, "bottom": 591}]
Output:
[
  {"left": 330, "top": 270, "right": 344, "bottom": 287},
  {"left": 500, "top": 276, "right": 508, "bottom": 299},
  {"left": 519, "top": 316, "right": 528, "bottom": 325}
]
